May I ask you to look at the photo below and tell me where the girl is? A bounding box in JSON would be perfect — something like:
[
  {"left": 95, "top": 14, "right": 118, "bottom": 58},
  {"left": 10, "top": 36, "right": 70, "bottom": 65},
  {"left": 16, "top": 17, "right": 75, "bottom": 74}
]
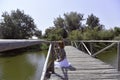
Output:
[{"left": 54, "top": 41, "right": 70, "bottom": 68}]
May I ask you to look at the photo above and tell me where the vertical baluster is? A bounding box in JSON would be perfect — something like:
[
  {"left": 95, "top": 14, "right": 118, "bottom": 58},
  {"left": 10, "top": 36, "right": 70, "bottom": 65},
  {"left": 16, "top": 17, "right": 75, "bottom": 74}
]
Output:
[{"left": 90, "top": 42, "right": 93, "bottom": 55}]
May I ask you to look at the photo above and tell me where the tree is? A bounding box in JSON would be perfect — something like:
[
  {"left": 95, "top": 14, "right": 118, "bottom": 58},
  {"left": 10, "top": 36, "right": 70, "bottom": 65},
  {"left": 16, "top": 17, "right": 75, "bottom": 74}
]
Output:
[
  {"left": 0, "top": 25, "right": 3, "bottom": 38},
  {"left": 34, "top": 30, "right": 42, "bottom": 38},
  {"left": 64, "top": 12, "right": 84, "bottom": 32},
  {"left": 114, "top": 27, "right": 120, "bottom": 36},
  {"left": 113, "top": 27, "right": 120, "bottom": 40},
  {"left": 53, "top": 16, "right": 64, "bottom": 28},
  {"left": 53, "top": 12, "right": 84, "bottom": 39},
  {"left": 86, "top": 14, "right": 104, "bottom": 30},
  {"left": 44, "top": 27, "right": 67, "bottom": 40},
  {"left": 0, "top": 9, "right": 41, "bottom": 39},
  {"left": 53, "top": 16, "right": 68, "bottom": 38},
  {"left": 44, "top": 27, "right": 55, "bottom": 38}
]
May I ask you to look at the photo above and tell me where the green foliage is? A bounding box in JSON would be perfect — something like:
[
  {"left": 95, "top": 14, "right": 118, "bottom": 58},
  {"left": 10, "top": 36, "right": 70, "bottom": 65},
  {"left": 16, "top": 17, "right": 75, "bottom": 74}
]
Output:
[
  {"left": 44, "top": 27, "right": 63, "bottom": 41},
  {"left": 114, "top": 34, "right": 120, "bottom": 40},
  {"left": 82, "top": 27, "right": 100, "bottom": 40},
  {"left": 53, "top": 12, "right": 83, "bottom": 33},
  {"left": 64, "top": 12, "right": 83, "bottom": 31},
  {"left": 45, "top": 11, "right": 120, "bottom": 41},
  {"left": 47, "top": 33, "right": 62, "bottom": 41},
  {"left": 0, "top": 9, "right": 41, "bottom": 39},
  {"left": 86, "top": 14, "right": 104, "bottom": 30},
  {"left": 40, "top": 43, "right": 49, "bottom": 50},
  {"left": 45, "top": 11, "right": 84, "bottom": 40},
  {"left": 86, "top": 14, "right": 99, "bottom": 28},
  {"left": 44, "top": 27, "right": 55, "bottom": 38},
  {"left": 54, "top": 16, "right": 64, "bottom": 28},
  {"left": 68, "top": 27, "right": 115, "bottom": 40},
  {"left": 113, "top": 27, "right": 120, "bottom": 37},
  {"left": 34, "top": 30, "right": 42, "bottom": 38},
  {"left": 68, "top": 30, "right": 82, "bottom": 40},
  {"left": 98, "top": 29, "right": 114, "bottom": 40}
]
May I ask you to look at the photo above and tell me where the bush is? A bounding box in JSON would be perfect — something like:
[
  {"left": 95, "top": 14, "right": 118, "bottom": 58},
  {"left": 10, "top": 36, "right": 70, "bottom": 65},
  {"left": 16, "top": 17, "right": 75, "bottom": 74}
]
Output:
[
  {"left": 40, "top": 43, "right": 49, "bottom": 50},
  {"left": 98, "top": 30, "right": 114, "bottom": 40},
  {"left": 68, "top": 30, "right": 83, "bottom": 40}
]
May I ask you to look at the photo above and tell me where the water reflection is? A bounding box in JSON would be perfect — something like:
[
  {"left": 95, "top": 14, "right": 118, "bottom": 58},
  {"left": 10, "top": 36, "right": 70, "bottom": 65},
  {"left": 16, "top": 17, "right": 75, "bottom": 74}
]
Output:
[
  {"left": 0, "top": 51, "right": 46, "bottom": 80},
  {"left": 26, "top": 53, "right": 45, "bottom": 80}
]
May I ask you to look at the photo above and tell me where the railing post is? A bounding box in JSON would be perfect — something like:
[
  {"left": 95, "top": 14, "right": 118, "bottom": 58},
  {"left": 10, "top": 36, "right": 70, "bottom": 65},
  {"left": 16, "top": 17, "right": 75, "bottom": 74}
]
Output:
[
  {"left": 80, "top": 42, "right": 84, "bottom": 51},
  {"left": 50, "top": 43, "right": 55, "bottom": 73},
  {"left": 90, "top": 42, "right": 93, "bottom": 55},
  {"left": 117, "top": 42, "right": 120, "bottom": 71},
  {"left": 74, "top": 41, "right": 78, "bottom": 49},
  {"left": 71, "top": 41, "right": 73, "bottom": 46}
]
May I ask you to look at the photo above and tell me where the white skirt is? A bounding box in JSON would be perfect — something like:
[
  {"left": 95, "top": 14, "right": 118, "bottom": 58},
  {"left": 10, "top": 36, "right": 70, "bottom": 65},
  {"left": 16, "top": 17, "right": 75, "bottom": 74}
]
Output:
[{"left": 54, "top": 58, "right": 71, "bottom": 68}]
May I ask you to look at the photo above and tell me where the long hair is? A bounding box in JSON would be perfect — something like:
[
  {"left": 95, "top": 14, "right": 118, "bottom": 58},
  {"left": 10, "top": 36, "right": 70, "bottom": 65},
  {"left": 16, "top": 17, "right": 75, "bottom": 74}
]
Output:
[{"left": 58, "top": 41, "right": 65, "bottom": 49}]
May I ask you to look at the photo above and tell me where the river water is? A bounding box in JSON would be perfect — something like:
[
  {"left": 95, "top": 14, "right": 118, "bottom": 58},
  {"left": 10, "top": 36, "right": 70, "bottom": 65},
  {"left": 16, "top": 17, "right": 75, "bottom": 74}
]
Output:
[
  {"left": 96, "top": 48, "right": 117, "bottom": 68},
  {"left": 0, "top": 51, "right": 46, "bottom": 80}
]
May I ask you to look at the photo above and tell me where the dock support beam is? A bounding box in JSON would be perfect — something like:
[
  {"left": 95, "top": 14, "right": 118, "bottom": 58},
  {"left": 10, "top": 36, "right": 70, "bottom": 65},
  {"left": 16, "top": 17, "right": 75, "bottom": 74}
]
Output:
[{"left": 117, "top": 42, "right": 120, "bottom": 71}]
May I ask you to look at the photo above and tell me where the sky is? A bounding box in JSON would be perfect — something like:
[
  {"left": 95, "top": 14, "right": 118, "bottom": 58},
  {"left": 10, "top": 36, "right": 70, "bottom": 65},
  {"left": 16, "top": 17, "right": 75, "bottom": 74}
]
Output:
[{"left": 0, "top": 0, "right": 120, "bottom": 34}]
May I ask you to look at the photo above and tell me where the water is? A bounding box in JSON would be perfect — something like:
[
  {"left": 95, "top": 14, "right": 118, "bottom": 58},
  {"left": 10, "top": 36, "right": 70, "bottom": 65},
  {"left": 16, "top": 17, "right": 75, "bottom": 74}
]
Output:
[
  {"left": 0, "top": 51, "right": 46, "bottom": 80},
  {"left": 96, "top": 48, "right": 117, "bottom": 68}
]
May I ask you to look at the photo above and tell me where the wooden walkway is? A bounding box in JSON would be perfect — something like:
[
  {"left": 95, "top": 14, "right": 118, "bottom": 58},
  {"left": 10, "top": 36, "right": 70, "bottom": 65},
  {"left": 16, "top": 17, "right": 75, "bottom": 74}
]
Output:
[{"left": 49, "top": 46, "right": 120, "bottom": 80}]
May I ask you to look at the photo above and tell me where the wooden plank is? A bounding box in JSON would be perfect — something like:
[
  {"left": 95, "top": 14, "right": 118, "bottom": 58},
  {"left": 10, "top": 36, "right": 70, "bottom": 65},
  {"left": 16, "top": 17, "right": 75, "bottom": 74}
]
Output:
[{"left": 55, "top": 68, "right": 118, "bottom": 73}]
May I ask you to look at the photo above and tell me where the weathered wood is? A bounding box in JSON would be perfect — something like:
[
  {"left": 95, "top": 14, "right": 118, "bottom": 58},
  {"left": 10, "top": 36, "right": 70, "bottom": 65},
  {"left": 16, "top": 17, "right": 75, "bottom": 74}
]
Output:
[
  {"left": 40, "top": 44, "right": 53, "bottom": 80},
  {"left": 90, "top": 42, "right": 93, "bottom": 54},
  {"left": 92, "top": 43, "right": 116, "bottom": 57},
  {"left": 70, "top": 41, "right": 73, "bottom": 46},
  {"left": 117, "top": 42, "right": 120, "bottom": 71},
  {"left": 81, "top": 42, "right": 92, "bottom": 55},
  {"left": 74, "top": 40, "right": 120, "bottom": 43},
  {"left": 49, "top": 46, "right": 120, "bottom": 80},
  {"left": 74, "top": 41, "right": 78, "bottom": 49}
]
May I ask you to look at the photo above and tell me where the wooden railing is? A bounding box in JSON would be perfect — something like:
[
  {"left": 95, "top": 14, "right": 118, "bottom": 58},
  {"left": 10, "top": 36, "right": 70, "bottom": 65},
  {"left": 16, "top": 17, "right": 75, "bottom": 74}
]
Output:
[
  {"left": 71, "top": 40, "right": 120, "bottom": 71},
  {"left": 40, "top": 43, "right": 54, "bottom": 80}
]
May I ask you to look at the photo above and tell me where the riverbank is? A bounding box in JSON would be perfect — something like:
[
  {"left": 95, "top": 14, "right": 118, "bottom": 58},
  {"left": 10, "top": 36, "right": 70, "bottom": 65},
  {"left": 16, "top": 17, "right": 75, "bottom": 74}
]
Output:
[{"left": 0, "top": 43, "right": 49, "bottom": 57}]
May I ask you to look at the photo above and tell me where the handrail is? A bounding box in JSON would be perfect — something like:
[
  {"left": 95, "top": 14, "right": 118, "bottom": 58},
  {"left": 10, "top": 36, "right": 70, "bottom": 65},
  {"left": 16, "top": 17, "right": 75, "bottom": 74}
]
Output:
[
  {"left": 71, "top": 40, "right": 120, "bottom": 71},
  {"left": 72, "top": 40, "right": 118, "bottom": 56},
  {"left": 73, "top": 40, "right": 120, "bottom": 43},
  {"left": 92, "top": 42, "right": 116, "bottom": 57},
  {"left": 40, "top": 43, "right": 52, "bottom": 80}
]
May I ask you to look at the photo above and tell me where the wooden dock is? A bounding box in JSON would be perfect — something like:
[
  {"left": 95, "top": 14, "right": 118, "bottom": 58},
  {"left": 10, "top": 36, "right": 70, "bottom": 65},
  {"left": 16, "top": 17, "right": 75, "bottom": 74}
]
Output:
[{"left": 49, "top": 46, "right": 120, "bottom": 80}]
